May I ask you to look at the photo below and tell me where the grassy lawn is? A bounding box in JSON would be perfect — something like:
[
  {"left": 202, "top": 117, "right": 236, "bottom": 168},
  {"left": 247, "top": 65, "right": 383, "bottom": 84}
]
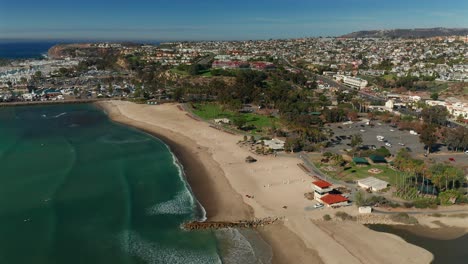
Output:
[
  {"left": 191, "top": 103, "right": 279, "bottom": 133},
  {"left": 170, "top": 68, "right": 189, "bottom": 76},
  {"left": 192, "top": 103, "right": 233, "bottom": 119},
  {"left": 170, "top": 68, "right": 212, "bottom": 77},
  {"left": 315, "top": 162, "right": 399, "bottom": 185},
  {"left": 200, "top": 70, "right": 212, "bottom": 77},
  {"left": 382, "top": 74, "right": 396, "bottom": 81}
]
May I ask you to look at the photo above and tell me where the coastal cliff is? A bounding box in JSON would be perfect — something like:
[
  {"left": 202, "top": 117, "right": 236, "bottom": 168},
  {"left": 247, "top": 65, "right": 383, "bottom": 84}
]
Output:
[{"left": 47, "top": 43, "right": 119, "bottom": 59}]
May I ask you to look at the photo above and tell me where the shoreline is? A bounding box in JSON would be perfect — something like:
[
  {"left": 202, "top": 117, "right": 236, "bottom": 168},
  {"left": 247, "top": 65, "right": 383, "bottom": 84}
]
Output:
[
  {"left": 96, "top": 100, "right": 437, "bottom": 264},
  {"left": 96, "top": 101, "right": 253, "bottom": 222},
  {"left": 96, "top": 101, "right": 324, "bottom": 264}
]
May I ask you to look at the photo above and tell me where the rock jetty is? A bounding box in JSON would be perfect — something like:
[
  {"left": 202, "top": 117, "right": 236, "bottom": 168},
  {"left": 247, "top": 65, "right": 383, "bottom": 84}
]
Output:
[{"left": 182, "top": 217, "right": 282, "bottom": 231}]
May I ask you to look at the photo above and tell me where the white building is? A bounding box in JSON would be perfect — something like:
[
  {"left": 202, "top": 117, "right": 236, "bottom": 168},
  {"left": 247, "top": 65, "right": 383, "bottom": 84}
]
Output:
[
  {"left": 385, "top": 99, "right": 394, "bottom": 109},
  {"left": 343, "top": 76, "right": 368, "bottom": 89},
  {"left": 263, "top": 139, "right": 285, "bottom": 151},
  {"left": 357, "top": 177, "right": 389, "bottom": 192}
]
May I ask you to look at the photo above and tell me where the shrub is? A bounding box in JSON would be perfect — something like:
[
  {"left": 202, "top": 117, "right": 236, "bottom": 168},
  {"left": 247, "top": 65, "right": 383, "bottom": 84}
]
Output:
[
  {"left": 323, "top": 214, "right": 332, "bottom": 221},
  {"left": 335, "top": 211, "right": 355, "bottom": 221},
  {"left": 390, "top": 213, "right": 418, "bottom": 224},
  {"left": 438, "top": 190, "right": 463, "bottom": 205},
  {"left": 413, "top": 198, "right": 438, "bottom": 209},
  {"left": 403, "top": 202, "right": 414, "bottom": 208},
  {"left": 430, "top": 213, "right": 443, "bottom": 217}
]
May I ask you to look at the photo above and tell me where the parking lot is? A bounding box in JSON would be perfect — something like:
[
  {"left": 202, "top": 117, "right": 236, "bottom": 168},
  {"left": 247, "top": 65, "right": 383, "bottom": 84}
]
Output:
[
  {"left": 326, "top": 120, "right": 429, "bottom": 157},
  {"left": 325, "top": 120, "right": 468, "bottom": 169}
]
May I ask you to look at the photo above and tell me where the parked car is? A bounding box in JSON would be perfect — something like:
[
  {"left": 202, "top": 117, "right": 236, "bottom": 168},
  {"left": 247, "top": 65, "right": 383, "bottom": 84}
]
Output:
[{"left": 313, "top": 203, "right": 324, "bottom": 209}]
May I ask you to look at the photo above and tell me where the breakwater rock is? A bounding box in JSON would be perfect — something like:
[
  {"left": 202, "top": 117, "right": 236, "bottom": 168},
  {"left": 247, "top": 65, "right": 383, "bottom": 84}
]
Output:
[{"left": 182, "top": 217, "right": 282, "bottom": 231}]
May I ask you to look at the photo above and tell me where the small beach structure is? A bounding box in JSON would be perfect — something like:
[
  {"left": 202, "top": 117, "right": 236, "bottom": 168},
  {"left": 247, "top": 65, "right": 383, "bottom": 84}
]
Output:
[
  {"left": 319, "top": 194, "right": 349, "bottom": 207},
  {"left": 311, "top": 180, "right": 350, "bottom": 207},
  {"left": 352, "top": 157, "right": 369, "bottom": 165},
  {"left": 357, "top": 177, "right": 389, "bottom": 192},
  {"left": 369, "top": 155, "right": 387, "bottom": 163},
  {"left": 311, "top": 180, "right": 333, "bottom": 200},
  {"left": 262, "top": 138, "right": 285, "bottom": 151},
  {"left": 214, "top": 118, "right": 230, "bottom": 125},
  {"left": 359, "top": 206, "right": 372, "bottom": 214}
]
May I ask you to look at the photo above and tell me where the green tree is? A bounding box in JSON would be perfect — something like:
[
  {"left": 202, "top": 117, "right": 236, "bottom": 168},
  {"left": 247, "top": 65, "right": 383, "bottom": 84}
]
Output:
[
  {"left": 421, "top": 105, "right": 448, "bottom": 126},
  {"left": 173, "top": 87, "right": 184, "bottom": 102},
  {"left": 34, "top": 71, "right": 42, "bottom": 78},
  {"left": 232, "top": 115, "right": 247, "bottom": 129},
  {"left": 419, "top": 124, "right": 437, "bottom": 155},
  {"left": 350, "top": 134, "right": 363, "bottom": 154},
  {"left": 430, "top": 92, "right": 439, "bottom": 100}
]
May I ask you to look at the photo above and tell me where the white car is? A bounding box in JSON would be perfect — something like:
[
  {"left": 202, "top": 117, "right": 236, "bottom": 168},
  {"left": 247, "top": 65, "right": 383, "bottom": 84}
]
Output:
[
  {"left": 314, "top": 203, "right": 324, "bottom": 209},
  {"left": 360, "top": 129, "right": 365, "bottom": 132},
  {"left": 385, "top": 143, "right": 392, "bottom": 147},
  {"left": 398, "top": 143, "right": 405, "bottom": 146}
]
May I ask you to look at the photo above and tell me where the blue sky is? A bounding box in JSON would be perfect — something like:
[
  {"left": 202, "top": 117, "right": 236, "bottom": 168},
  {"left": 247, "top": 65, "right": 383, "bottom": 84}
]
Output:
[{"left": 0, "top": 0, "right": 467, "bottom": 41}]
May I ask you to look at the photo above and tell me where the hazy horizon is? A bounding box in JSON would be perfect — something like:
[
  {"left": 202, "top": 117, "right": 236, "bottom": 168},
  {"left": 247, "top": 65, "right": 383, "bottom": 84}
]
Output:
[{"left": 1, "top": 0, "right": 467, "bottom": 41}]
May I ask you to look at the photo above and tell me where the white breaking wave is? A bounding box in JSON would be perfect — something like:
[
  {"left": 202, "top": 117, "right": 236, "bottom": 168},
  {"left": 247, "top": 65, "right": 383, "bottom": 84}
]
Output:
[
  {"left": 119, "top": 230, "right": 222, "bottom": 264},
  {"left": 169, "top": 149, "right": 207, "bottom": 221},
  {"left": 215, "top": 229, "right": 259, "bottom": 264},
  {"left": 53, "top": 112, "right": 67, "bottom": 118},
  {"left": 146, "top": 190, "right": 194, "bottom": 215},
  {"left": 41, "top": 112, "right": 67, "bottom": 119}
]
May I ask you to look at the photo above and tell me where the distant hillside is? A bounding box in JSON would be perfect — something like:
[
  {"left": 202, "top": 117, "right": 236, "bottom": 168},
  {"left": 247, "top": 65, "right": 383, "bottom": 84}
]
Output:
[
  {"left": 48, "top": 43, "right": 130, "bottom": 59},
  {"left": 341, "top": 28, "right": 468, "bottom": 39}
]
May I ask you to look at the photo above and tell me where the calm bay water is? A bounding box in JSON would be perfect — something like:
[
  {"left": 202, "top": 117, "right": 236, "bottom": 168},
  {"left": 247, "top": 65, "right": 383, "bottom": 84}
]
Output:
[
  {"left": 368, "top": 224, "right": 468, "bottom": 264},
  {"left": 0, "top": 104, "right": 221, "bottom": 263}
]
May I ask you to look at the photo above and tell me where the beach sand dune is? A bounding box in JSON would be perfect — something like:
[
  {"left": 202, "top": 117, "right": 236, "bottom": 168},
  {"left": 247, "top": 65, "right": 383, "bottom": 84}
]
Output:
[{"left": 98, "top": 100, "right": 433, "bottom": 264}]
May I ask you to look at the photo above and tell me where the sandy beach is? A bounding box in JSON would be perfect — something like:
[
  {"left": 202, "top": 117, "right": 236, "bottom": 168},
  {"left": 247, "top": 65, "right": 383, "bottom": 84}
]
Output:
[{"left": 97, "top": 100, "right": 434, "bottom": 264}]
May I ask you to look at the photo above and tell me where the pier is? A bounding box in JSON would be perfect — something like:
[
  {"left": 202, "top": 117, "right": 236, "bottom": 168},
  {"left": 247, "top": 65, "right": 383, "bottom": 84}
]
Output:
[{"left": 182, "top": 217, "right": 282, "bottom": 231}]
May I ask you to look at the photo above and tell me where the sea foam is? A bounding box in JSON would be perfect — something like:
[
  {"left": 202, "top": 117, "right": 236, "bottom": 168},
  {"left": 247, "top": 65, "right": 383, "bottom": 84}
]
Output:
[
  {"left": 146, "top": 190, "right": 194, "bottom": 216},
  {"left": 169, "top": 146, "right": 207, "bottom": 221},
  {"left": 119, "top": 230, "right": 222, "bottom": 264},
  {"left": 215, "top": 228, "right": 260, "bottom": 264}
]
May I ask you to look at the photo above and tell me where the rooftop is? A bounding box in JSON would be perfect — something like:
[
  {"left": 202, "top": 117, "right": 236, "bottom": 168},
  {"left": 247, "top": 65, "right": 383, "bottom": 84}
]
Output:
[
  {"left": 320, "top": 194, "right": 349, "bottom": 205},
  {"left": 312, "top": 180, "right": 332, "bottom": 189}
]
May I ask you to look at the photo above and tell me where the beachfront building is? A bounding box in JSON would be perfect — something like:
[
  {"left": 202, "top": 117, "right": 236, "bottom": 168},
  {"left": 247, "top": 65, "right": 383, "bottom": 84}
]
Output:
[
  {"left": 262, "top": 139, "right": 285, "bottom": 151},
  {"left": 311, "top": 180, "right": 333, "bottom": 200},
  {"left": 358, "top": 177, "right": 389, "bottom": 192},
  {"left": 320, "top": 194, "right": 349, "bottom": 207}
]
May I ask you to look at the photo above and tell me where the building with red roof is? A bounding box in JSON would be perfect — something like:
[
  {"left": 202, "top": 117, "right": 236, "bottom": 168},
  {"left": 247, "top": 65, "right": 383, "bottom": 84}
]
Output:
[
  {"left": 311, "top": 180, "right": 333, "bottom": 200},
  {"left": 319, "top": 194, "right": 349, "bottom": 207}
]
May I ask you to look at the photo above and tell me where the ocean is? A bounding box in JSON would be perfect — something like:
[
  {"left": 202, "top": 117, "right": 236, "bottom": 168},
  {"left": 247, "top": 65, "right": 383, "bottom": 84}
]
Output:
[
  {"left": 0, "top": 104, "right": 223, "bottom": 263},
  {"left": 0, "top": 41, "right": 58, "bottom": 59}
]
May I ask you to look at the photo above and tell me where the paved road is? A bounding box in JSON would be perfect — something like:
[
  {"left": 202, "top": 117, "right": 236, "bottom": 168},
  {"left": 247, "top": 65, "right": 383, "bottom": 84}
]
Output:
[{"left": 373, "top": 208, "right": 468, "bottom": 215}]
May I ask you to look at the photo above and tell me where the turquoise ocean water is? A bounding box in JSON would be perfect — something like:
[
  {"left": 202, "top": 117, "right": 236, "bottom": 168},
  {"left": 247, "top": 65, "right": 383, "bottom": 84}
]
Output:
[{"left": 0, "top": 104, "right": 222, "bottom": 263}]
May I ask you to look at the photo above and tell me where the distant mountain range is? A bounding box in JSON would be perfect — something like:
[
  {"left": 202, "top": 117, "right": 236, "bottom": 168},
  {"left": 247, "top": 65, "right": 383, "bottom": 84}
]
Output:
[{"left": 341, "top": 28, "right": 468, "bottom": 38}]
